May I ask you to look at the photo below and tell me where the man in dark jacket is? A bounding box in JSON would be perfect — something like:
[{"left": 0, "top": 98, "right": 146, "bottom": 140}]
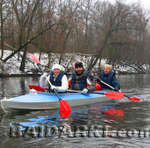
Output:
[
  {"left": 99, "top": 64, "right": 120, "bottom": 91},
  {"left": 70, "top": 62, "right": 96, "bottom": 93}
]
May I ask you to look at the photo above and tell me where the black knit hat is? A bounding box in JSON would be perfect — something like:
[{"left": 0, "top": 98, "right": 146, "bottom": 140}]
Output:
[{"left": 75, "top": 62, "right": 83, "bottom": 68}]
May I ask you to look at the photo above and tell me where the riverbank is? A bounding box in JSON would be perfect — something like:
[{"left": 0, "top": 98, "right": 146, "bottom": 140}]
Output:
[
  {"left": 0, "top": 71, "right": 139, "bottom": 78},
  {"left": 0, "top": 73, "right": 40, "bottom": 78},
  {"left": 0, "top": 50, "right": 139, "bottom": 77}
]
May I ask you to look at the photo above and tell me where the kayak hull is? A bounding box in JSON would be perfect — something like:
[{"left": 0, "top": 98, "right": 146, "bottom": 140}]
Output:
[{"left": 0, "top": 91, "right": 113, "bottom": 112}]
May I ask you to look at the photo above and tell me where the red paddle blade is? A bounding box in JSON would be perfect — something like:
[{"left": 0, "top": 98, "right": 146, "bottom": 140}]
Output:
[
  {"left": 104, "top": 109, "right": 124, "bottom": 116},
  {"left": 29, "top": 53, "right": 40, "bottom": 64},
  {"left": 60, "top": 100, "right": 71, "bottom": 118},
  {"left": 129, "top": 97, "right": 140, "bottom": 102},
  {"left": 104, "top": 109, "right": 124, "bottom": 120},
  {"left": 104, "top": 92, "right": 124, "bottom": 99},
  {"left": 29, "top": 85, "right": 46, "bottom": 92}
]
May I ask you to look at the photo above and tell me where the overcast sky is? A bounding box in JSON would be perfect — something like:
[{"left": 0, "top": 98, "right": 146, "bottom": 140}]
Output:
[{"left": 107, "top": 0, "right": 150, "bottom": 10}]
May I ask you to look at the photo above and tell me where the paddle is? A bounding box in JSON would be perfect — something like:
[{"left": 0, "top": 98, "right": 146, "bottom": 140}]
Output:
[
  {"left": 47, "top": 78, "right": 71, "bottom": 118},
  {"left": 99, "top": 79, "right": 140, "bottom": 102},
  {"left": 30, "top": 53, "right": 40, "bottom": 64},
  {"left": 29, "top": 85, "right": 46, "bottom": 92},
  {"left": 67, "top": 89, "right": 124, "bottom": 100},
  {"left": 124, "top": 95, "right": 140, "bottom": 102},
  {"left": 29, "top": 53, "right": 71, "bottom": 118},
  {"left": 29, "top": 85, "right": 124, "bottom": 100},
  {"left": 29, "top": 53, "right": 43, "bottom": 72}
]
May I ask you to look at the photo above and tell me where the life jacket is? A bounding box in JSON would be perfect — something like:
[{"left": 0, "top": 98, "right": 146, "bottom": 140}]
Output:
[
  {"left": 49, "top": 71, "right": 65, "bottom": 86},
  {"left": 71, "top": 71, "right": 89, "bottom": 90},
  {"left": 68, "top": 79, "right": 101, "bottom": 91},
  {"left": 100, "top": 72, "right": 115, "bottom": 89}
]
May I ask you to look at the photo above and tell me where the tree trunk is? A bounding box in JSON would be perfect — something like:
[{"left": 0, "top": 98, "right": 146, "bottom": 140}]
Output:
[
  {"left": 87, "top": 56, "right": 99, "bottom": 71},
  {"left": 19, "top": 47, "right": 27, "bottom": 72},
  {"left": 0, "top": 0, "right": 4, "bottom": 59},
  {"left": 59, "top": 53, "right": 64, "bottom": 64},
  {"left": 39, "top": 51, "right": 41, "bottom": 61},
  {"left": 47, "top": 52, "right": 51, "bottom": 68}
]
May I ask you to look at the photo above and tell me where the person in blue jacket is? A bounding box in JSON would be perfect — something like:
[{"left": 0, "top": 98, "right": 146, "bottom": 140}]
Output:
[{"left": 99, "top": 64, "right": 120, "bottom": 91}]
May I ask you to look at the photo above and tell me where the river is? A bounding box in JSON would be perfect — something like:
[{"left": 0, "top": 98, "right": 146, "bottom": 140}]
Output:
[{"left": 0, "top": 74, "right": 150, "bottom": 148}]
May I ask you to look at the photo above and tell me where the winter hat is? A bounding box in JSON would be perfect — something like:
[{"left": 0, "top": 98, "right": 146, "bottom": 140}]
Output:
[
  {"left": 75, "top": 62, "right": 84, "bottom": 68},
  {"left": 52, "top": 64, "right": 61, "bottom": 70},
  {"left": 104, "top": 64, "right": 112, "bottom": 70},
  {"left": 60, "top": 65, "right": 65, "bottom": 71}
]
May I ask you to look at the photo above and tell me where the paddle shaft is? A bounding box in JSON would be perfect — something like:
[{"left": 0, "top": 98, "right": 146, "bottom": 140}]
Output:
[
  {"left": 53, "top": 89, "right": 62, "bottom": 101},
  {"left": 99, "top": 78, "right": 140, "bottom": 101},
  {"left": 99, "top": 79, "right": 115, "bottom": 90},
  {"left": 67, "top": 89, "right": 107, "bottom": 95},
  {"left": 124, "top": 94, "right": 133, "bottom": 99},
  {"left": 47, "top": 78, "right": 62, "bottom": 101}
]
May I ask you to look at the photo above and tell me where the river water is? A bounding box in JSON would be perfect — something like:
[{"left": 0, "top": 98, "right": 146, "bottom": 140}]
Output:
[{"left": 0, "top": 74, "right": 150, "bottom": 148}]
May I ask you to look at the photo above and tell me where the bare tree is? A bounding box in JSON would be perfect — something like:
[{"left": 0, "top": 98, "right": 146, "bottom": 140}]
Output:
[
  {"left": 84, "top": 1, "right": 149, "bottom": 71},
  {"left": 0, "top": 0, "right": 10, "bottom": 59},
  {"left": 0, "top": 0, "right": 150, "bottom": 74}
]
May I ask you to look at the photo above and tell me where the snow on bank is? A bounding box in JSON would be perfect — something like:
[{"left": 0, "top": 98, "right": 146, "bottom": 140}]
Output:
[
  {"left": 0, "top": 50, "right": 136, "bottom": 75},
  {"left": 0, "top": 50, "right": 97, "bottom": 75}
]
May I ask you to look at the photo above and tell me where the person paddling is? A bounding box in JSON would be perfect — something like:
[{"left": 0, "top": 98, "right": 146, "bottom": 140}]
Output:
[
  {"left": 69, "top": 62, "right": 96, "bottom": 93},
  {"left": 40, "top": 64, "right": 68, "bottom": 92},
  {"left": 98, "top": 64, "right": 120, "bottom": 91}
]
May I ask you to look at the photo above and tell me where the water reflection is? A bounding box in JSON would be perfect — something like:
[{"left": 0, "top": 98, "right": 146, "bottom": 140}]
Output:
[
  {"left": 118, "top": 74, "right": 150, "bottom": 89},
  {"left": 19, "top": 77, "right": 27, "bottom": 94},
  {"left": 0, "top": 75, "right": 150, "bottom": 148},
  {"left": 0, "top": 77, "right": 39, "bottom": 98},
  {"left": 0, "top": 78, "right": 5, "bottom": 97}
]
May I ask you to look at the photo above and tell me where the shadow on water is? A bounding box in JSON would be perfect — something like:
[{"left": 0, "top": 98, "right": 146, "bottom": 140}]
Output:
[{"left": 0, "top": 75, "right": 150, "bottom": 148}]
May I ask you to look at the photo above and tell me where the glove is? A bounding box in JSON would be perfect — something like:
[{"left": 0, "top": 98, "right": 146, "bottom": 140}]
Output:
[
  {"left": 51, "top": 85, "right": 57, "bottom": 91},
  {"left": 114, "top": 87, "right": 119, "bottom": 91},
  {"left": 81, "top": 88, "right": 88, "bottom": 94}
]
